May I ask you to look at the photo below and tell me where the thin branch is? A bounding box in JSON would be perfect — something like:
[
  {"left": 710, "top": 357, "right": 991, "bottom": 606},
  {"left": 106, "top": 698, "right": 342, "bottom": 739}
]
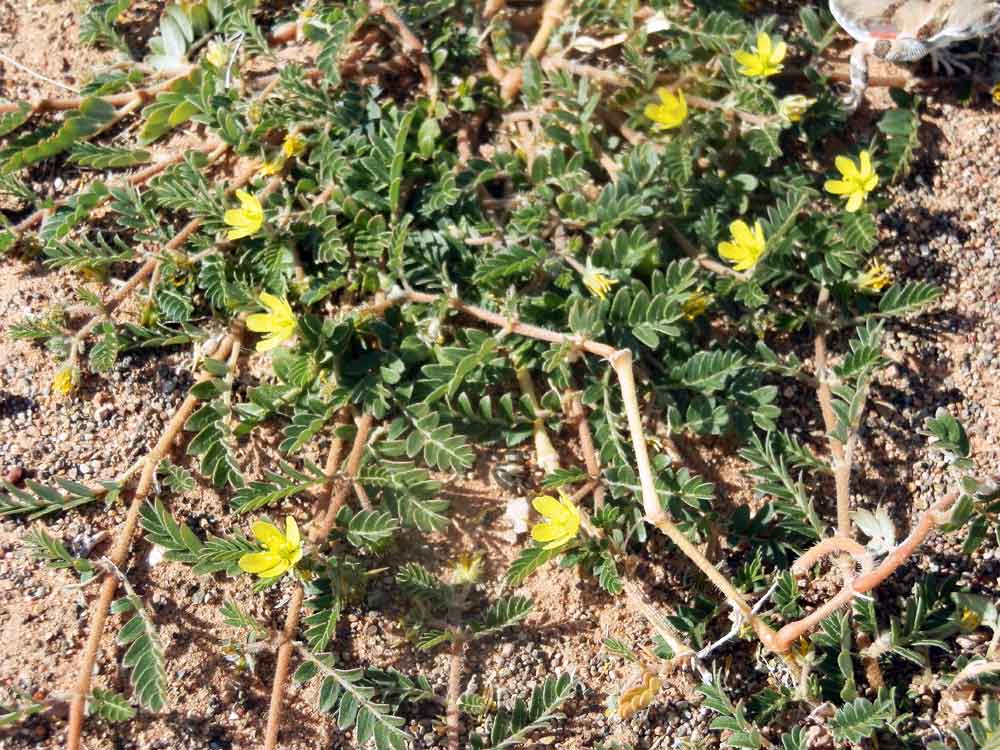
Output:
[
  {"left": 772, "top": 491, "right": 959, "bottom": 653},
  {"left": 571, "top": 392, "right": 605, "bottom": 511},
  {"left": 66, "top": 328, "right": 241, "bottom": 750},
  {"left": 499, "top": 0, "right": 570, "bottom": 100},
  {"left": 446, "top": 636, "right": 465, "bottom": 750},
  {"left": 262, "top": 412, "right": 375, "bottom": 750},
  {"left": 791, "top": 535, "right": 873, "bottom": 576},
  {"left": 0, "top": 72, "right": 190, "bottom": 116},
  {"left": 262, "top": 586, "right": 305, "bottom": 750},
  {"left": 12, "top": 139, "right": 226, "bottom": 237},
  {"left": 369, "top": 1, "right": 438, "bottom": 99},
  {"left": 814, "top": 288, "right": 851, "bottom": 541}
]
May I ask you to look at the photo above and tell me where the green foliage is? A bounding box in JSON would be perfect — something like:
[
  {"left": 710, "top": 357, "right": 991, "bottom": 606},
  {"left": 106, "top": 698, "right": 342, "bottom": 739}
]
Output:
[
  {"left": 293, "top": 651, "right": 410, "bottom": 750},
  {"left": 469, "top": 674, "right": 576, "bottom": 750},
  {"left": 699, "top": 678, "right": 764, "bottom": 749},
  {"left": 1, "top": 478, "right": 121, "bottom": 519},
  {"left": 88, "top": 688, "right": 137, "bottom": 723},
  {"left": 0, "top": 1, "right": 974, "bottom": 747},
  {"left": 829, "top": 689, "right": 898, "bottom": 744},
  {"left": 1, "top": 97, "right": 117, "bottom": 174},
  {"left": 112, "top": 592, "right": 167, "bottom": 711},
  {"left": 23, "top": 525, "right": 96, "bottom": 582}
]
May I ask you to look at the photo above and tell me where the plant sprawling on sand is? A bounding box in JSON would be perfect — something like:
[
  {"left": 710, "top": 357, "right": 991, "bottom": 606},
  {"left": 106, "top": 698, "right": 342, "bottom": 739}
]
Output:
[{"left": 2, "top": 2, "right": 997, "bottom": 749}]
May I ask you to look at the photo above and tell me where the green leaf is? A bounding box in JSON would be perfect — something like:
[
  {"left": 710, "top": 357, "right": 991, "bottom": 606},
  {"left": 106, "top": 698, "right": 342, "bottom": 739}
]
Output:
[
  {"left": 505, "top": 546, "right": 555, "bottom": 586},
  {"left": 88, "top": 688, "right": 136, "bottom": 722},
  {"left": 1, "top": 478, "right": 118, "bottom": 519},
  {"left": 339, "top": 508, "right": 400, "bottom": 550},
  {"left": 829, "top": 690, "right": 897, "bottom": 744},
  {"left": 471, "top": 596, "right": 533, "bottom": 638},
  {"left": 296, "top": 651, "right": 411, "bottom": 750},
  {"left": 139, "top": 499, "right": 203, "bottom": 564},
  {"left": 69, "top": 142, "right": 152, "bottom": 169},
  {"left": 472, "top": 674, "right": 576, "bottom": 750},
  {"left": 0, "top": 101, "right": 32, "bottom": 137},
  {"left": 878, "top": 281, "right": 942, "bottom": 317},
  {"left": 2, "top": 97, "right": 117, "bottom": 174},
  {"left": 115, "top": 595, "right": 167, "bottom": 711},
  {"left": 673, "top": 350, "right": 746, "bottom": 393}
]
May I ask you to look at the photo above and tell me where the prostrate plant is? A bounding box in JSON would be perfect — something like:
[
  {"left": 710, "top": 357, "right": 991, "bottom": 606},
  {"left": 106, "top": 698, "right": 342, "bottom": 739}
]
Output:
[{"left": 1, "top": 1, "right": 996, "bottom": 749}]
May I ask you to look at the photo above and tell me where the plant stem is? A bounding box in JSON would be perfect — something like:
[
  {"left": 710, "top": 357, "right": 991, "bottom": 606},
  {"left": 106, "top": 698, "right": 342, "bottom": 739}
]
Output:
[
  {"left": 814, "top": 287, "right": 851, "bottom": 541},
  {"left": 772, "top": 491, "right": 959, "bottom": 652},
  {"left": 262, "top": 585, "right": 305, "bottom": 750},
  {"left": 66, "top": 329, "right": 240, "bottom": 750},
  {"left": 261, "top": 412, "right": 374, "bottom": 750},
  {"left": 369, "top": 1, "right": 438, "bottom": 100},
  {"left": 607, "top": 349, "right": 776, "bottom": 648},
  {"left": 499, "top": 0, "right": 570, "bottom": 100},
  {"left": 571, "top": 392, "right": 605, "bottom": 511}
]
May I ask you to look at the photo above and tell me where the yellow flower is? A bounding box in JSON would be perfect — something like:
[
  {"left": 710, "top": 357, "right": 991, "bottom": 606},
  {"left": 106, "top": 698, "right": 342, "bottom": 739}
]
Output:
[
  {"left": 282, "top": 132, "right": 306, "bottom": 158},
  {"left": 205, "top": 41, "right": 228, "bottom": 68},
  {"left": 825, "top": 150, "right": 878, "bottom": 213},
  {"left": 224, "top": 189, "right": 264, "bottom": 241},
  {"left": 778, "top": 94, "right": 814, "bottom": 123},
  {"left": 52, "top": 366, "right": 78, "bottom": 397},
  {"left": 682, "top": 291, "right": 713, "bottom": 320},
  {"left": 582, "top": 263, "right": 617, "bottom": 300},
  {"left": 239, "top": 517, "right": 303, "bottom": 579},
  {"left": 452, "top": 553, "right": 484, "bottom": 584},
  {"left": 246, "top": 292, "right": 297, "bottom": 352},
  {"left": 857, "top": 260, "right": 892, "bottom": 292},
  {"left": 644, "top": 88, "right": 688, "bottom": 130},
  {"left": 992, "top": 84, "right": 1000, "bottom": 105},
  {"left": 530, "top": 492, "right": 581, "bottom": 550},
  {"left": 258, "top": 159, "right": 285, "bottom": 178},
  {"left": 734, "top": 32, "right": 787, "bottom": 78},
  {"left": 961, "top": 608, "right": 983, "bottom": 632},
  {"left": 718, "top": 219, "right": 766, "bottom": 272}
]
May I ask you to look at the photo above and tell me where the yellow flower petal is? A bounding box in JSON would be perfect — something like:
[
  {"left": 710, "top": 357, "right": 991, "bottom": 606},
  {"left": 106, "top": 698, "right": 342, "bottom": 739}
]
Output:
[
  {"left": 771, "top": 41, "right": 787, "bottom": 64},
  {"left": 846, "top": 192, "right": 864, "bottom": 212},
  {"left": 730, "top": 220, "right": 754, "bottom": 247},
  {"left": 531, "top": 521, "right": 565, "bottom": 544},
  {"left": 824, "top": 179, "right": 852, "bottom": 196},
  {"left": 835, "top": 155, "right": 859, "bottom": 180},
  {"left": 239, "top": 551, "right": 281, "bottom": 574},
  {"left": 285, "top": 516, "right": 300, "bottom": 547},
  {"left": 756, "top": 32, "right": 771, "bottom": 59},
  {"left": 254, "top": 332, "right": 286, "bottom": 352},
  {"left": 251, "top": 520, "right": 285, "bottom": 550},
  {"left": 246, "top": 312, "right": 276, "bottom": 333},
  {"left": 532, "top": 495, "right": 563, "bottom": 518}
]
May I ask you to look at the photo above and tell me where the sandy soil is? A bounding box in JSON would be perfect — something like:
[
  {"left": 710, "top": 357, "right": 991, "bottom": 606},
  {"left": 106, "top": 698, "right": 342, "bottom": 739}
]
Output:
[{"left": 2, "top": 3, "right": 1000, "bottom": 750}]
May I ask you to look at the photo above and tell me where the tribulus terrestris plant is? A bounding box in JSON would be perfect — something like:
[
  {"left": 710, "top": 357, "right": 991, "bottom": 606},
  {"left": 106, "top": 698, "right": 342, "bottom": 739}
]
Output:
[{"left": 2, "top": 1, "right": 999, "bottom": 749}]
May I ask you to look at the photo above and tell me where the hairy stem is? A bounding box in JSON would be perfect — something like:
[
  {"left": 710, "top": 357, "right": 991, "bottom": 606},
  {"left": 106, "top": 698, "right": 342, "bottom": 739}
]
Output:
[
  {"left": 499, "top": 0, "right": 570, "bottom": 100},
  {"left": 446, "top": 636, "right": 465, "bottom": 750},
  {"left": 262, "top": 585, "right": 305, "bottom": 750},
  {"left": 814, "top": 287, "right": 851, "bottom": 540},
  {"left": 66, "top": 329, "right": 240, "bottom": 750},
  {"left": 772, "top": 492, "right": 959, "bottom": 652},
  {"left": 261, "top": 412, "right": 374, "bottom": 750},
  {"left": 369, "top": 1, "right": 438, "bottom": 99}
]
